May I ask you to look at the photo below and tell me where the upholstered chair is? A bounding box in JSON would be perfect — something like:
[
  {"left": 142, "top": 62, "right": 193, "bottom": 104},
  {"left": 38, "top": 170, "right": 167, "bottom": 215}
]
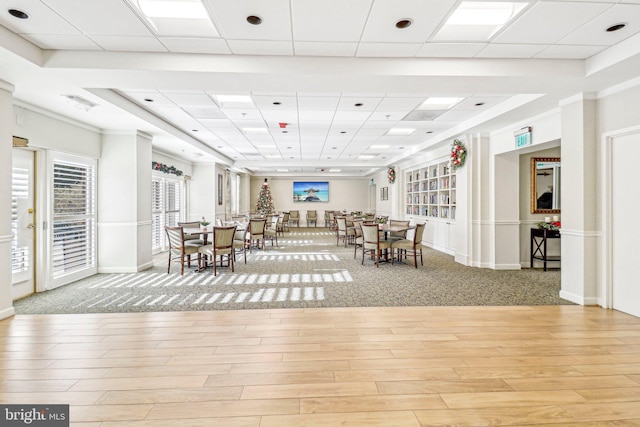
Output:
[
  {"left": 233, "top": 226, "right": 250, "bottom": 264},
  {"left": 306, "top": 210, "right": 318, "bottom": 227},
  {"left": 177, "top": 221, "right": 203, "bottom": 244},
  {"left": 388, "top": 219, "right": 411, "bottom": 241},
  {"left": 248, "top": 219, "right": 266, "bottom": 252},
  {"left": 289, "top": 210, "right": 300, "bottom": 227},
  {"left": 360, "top": 222, "right": 393, "bottom": 268},
  {"left": 265, "top": 216, "right": 280, "bottom": 247},
  {"left": 198, "top": 226, "right": 236, "bottom": 275},
  {"left": 336, "top": 216, "right": 355, "bottom": 247},
  {"left": 391, "top": 222, "right": 426, "bottom": 268},
  {"left": 165, "top": 226, "right": 202, "bottom": 275}
]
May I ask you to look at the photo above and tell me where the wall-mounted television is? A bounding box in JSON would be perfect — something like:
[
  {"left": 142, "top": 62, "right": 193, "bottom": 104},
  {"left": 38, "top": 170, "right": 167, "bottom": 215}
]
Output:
[{"left": 293, "top": 181, "right": 329, "bottom": 202}]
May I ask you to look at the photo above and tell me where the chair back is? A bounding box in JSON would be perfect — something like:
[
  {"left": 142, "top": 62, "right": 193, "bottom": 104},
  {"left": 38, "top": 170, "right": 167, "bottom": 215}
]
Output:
[
  {"left": 360, "top": 223, "right": 380, "bottom": 244},
  {"left": 307, "top": 210, "right": 317, "bottom": 219},
  {"left": 414, "top": 222, "right": 426, "bottom": 243},
  {"left": 249, "top": 219, "right": 266, "bottom": 236},
  {"left": 282, "top": 212, "right": 290, "bottom": 222},
  {"left": 328, "top": 212, "right": 335, "bottom": 221},
  {"left": 290, "top": 210, "right": 299, "bottom": 219},
  {"left": 165, "top": 226, "right": 185, "bottom": 251},
  {"left": 234, "top": 225, "right": 248, "bottom": 242},
  {"left": 336, "top": 217, "right": 347, "bottom": 232},
  {"left": 213, "top": 226, "right": 235, "bottom": 250},
  {"left": 389, "top": 219, "right": 410, "bottom": 238},
  {"left": 178, "top": 221, "right": 200, "bottom": 240}
]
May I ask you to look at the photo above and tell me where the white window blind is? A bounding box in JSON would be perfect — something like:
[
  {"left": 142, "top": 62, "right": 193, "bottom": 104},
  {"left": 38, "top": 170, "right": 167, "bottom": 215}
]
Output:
[
  {"left": 11, "top": 167, "right": 29, "bottom": 274},
  {"left": 152, "top": 174, "right": 183, "bottom": 252},
  {"left": 52, "top": 159, "right": 96, "bottom": 279}
]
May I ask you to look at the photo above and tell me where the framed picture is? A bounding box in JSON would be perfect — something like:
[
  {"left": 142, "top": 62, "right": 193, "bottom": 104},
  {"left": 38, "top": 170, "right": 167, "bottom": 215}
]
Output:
[
  {"left": 380, "top": 187, "right": 388, "bottom": 201},
  {"left": 217, "top": 173, "right": 223, "bottom": 205},
  {"left": 293, "top": 181, "right": 329, "bottom": 202}
]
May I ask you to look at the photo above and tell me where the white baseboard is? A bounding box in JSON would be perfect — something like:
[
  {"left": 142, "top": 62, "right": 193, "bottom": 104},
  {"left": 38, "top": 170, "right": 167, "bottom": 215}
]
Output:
[
  {"left": 494, "top": 263, "right": 522, "bottom": 270},
  {"left": 0, "top": 307, "right": 16, "bottom": 320},
  {"left": 137, "top": 261, "right": 155, "bottom": 272},
  {"left": 559, "top": 290, "right": 599, "bottom": 306}
]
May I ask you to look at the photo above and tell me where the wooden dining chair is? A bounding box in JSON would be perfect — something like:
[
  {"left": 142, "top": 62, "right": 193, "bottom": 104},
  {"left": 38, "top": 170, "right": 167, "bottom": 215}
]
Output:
[
  {"left": 248, "top": 219, "right": 266, "bottom": 252},
  {"left": 306, "top": 210, "right": 317, "bottom": 227},
  {"left": 165, "top": 226, "right": 202, "bottom": 275},
  {"left": 198, "top": 226, "right": 236, "bottom": 275},
  {"left": 178, "top": 221, "right": 204, "bottom": 244},
  {"left": 289, "top": 210, "right": 300, "bottom": 227},
  {"left": 360, "top": 222, "right": 393, "bottom": 268},
  {"left": 392, "top": 222, "right": 426, "bottom": 268},
  {"left": 233, "top": 226, "right": 250, "bottom": 264}
]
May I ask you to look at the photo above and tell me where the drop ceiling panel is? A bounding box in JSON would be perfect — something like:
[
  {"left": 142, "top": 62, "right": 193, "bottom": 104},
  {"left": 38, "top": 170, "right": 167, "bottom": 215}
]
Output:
[
  {"left": 222, "top": 109, "right": 263, "bottom": 120},
  {"left": 363, "top": 0, "right": 455, "bottom": 42},
  {"left": 252, "top": 96, "right": 298, "bottom": 109},
  {"left": 227, "top": 40, "right": 293, "bottom": 55},
  {"left": 0, "top": 0, "right": 80, "bottom": 35},
  {"left": 207, "top": 0, "right": 292, "bottom": 40},
  {"left": 185, "top": 107, "right": 226, "bottom": 119},
  {"left": 333, "top": 111, "right": 372, "bottom": 121},
  {"left": 164, "top": 92, "right": 216, "bottom": 106},
  {"left": 494, "top": 2, "right": 612, "bottom": 45},
  {"left": 20, "top": 34, "right": 101, "bottom": 50},
  {"left": 356, "top": 42, "right": 422, "bottom": 57},
  {"left": 291, "top": 0, "right": 374, "bottom": 42},
  {"left": 159, "top": 37, "right": 231, "bottom": 54},
  {"left": 90, "top": 35, "right": 168, "bottom": 52},
  {"left": 299, "top": 110, "right": 335, "bottom": 121},
  {"left": 199, "top": 118, "right": 236, "bottom": 128},
  {"left": 261, "top": 110, "right": 298, "bottom": 123},
  {"left": 416, "top": 43, "right": 487, "bottom": 57},
  {"left": 559, "top": 4, "right": 640, "bottom": 46},
  {"left": 298, "top": 97, "right": 341, "bottom": 111},
  {"left": 534, "top": 44, "right": 605, "bottom": 59},
  {"left": 294, "top": 42, "right": 358, "bottom": 56},
  {"left": 476, "top": 43, "right": 547, "bottom": 59},
  {"left": 41, "top": 0, "right": 153, "bottom": 36},
  {"left": 337, "top": 97, "right": 382, "bottom": 111},
  {"left": 367, "top": 111, "right": 405, "bottom": 121},
  {"left": 122, "top": 91, "right": 175, "bottom": 107},
  {"left": 375, "top": 97, "right": 424, "bottom": 111}
]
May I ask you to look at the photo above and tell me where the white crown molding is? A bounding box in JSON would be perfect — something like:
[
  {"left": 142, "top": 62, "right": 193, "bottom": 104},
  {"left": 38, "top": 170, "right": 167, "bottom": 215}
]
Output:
[{"left": 13, "top": 100, "right": 101, "bottom": 133}]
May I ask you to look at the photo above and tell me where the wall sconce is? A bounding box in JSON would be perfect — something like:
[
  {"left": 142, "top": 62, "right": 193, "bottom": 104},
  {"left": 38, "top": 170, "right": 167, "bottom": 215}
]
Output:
[{"left": 370, "top": 179, "right": 375, "bottom": 186}]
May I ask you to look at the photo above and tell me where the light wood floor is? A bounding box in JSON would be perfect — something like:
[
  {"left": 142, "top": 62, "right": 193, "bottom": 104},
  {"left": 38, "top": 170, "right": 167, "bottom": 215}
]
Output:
[{"left": 2, "top": 305, "right": 640, "bottom": 426}]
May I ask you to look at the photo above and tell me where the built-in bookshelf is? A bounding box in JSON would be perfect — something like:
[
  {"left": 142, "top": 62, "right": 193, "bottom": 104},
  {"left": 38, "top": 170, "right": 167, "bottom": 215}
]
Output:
[{"left": 405, "top": 160, "right": 457, "bottom": 221}]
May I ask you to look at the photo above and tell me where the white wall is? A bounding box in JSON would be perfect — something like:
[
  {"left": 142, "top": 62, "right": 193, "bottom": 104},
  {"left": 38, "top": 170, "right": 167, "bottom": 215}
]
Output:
[
  {"left": 190, "top": 163, "right": 216, "bottom": 223},
  {"left": 250, "top": 176, "right": 370, "bottom": 225}
]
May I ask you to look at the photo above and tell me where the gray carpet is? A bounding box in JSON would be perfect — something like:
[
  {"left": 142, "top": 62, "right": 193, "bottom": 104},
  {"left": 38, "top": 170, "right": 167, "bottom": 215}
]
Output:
[{"left": 14, "top": 228, "right": 569, "bottom": 314}]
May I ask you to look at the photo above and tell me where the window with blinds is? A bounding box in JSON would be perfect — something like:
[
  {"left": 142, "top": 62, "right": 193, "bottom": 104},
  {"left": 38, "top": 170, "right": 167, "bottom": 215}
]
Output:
[
  {"left": 52, "top": 159, "right": 96, "bottom": 279},
  {"left": 11, "top": 167, "right": 29, "bottom": 274},
  {"left": 152, "top": 175, "right": 184, "bottom": 252}
]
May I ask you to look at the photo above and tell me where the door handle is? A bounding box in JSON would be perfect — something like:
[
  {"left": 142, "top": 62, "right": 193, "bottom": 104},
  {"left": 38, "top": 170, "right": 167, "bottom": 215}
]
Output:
[{"left": 26, "top": 223, "right": 35, "bottom": 229}]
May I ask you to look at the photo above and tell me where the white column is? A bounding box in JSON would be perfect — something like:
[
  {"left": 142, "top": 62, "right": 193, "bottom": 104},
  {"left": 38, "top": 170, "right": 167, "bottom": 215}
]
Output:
[
  {"left": 0, "top": 80, "right": 16, "bottom": 319},
  {"left": 98, "top": 131, "right": 153, "bottom": 272},
  {"left": 492, "top": 151, "right": 522, "bottom": 269},
  {"left": 559, "top": 95, "right": 599, "bottom": 305}
]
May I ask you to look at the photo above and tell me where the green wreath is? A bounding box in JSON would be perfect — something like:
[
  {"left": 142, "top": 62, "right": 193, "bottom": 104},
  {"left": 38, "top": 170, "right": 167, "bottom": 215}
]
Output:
[{"left": 451, "top": 140, "right": 467, "bottom": 170}]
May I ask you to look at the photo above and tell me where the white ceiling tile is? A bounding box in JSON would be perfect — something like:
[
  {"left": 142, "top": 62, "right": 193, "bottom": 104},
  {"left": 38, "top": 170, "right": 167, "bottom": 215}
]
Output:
[
  {"left": 207, "top": 0, "right": 292, "bottom": 40},
  {"left": 227, "top": 40, "right": 293, "bottom": 55},
  {"left": 337, "top": 96, "right": 382, "bottom": 111},
  {"left": 416, "top": 42, "right": 487, "bottom": 57},
  {"left": 90, "top": 36, "right": 168, "bottom": 52},
  {"left": 199, "top": 118, "right": 236, "bottom": 128},
  {"left": 297, "top": 97, "right": 340, "bottom": 111},
  {"left": 299, "top": 110, "right": 335, "bottom": 121},
  {"left": 559, "top": 4, "right": 640, "bottom": 46},
  {"left": 20, "top": 34, "right": 102, "bottom": 50},
  {"left": 434, "top": 109, "right": 476, "bottom": 121},
  {"left": 159, "top": 37, "right": 231, "bottom": 54},
  {"left": 252, "top": 96, "right": 298, "bottom": 109},
  {"left": 454, "top": 96, "right": 509, "bottom": 110},
  {"left": 367, "top": 112, "right": 404, "bottom": 122},
  {"left": 291, "top": 0, "right": 374, "bottom": 42},
  {"left": 376, "top": 98, "right": 423, "bottom": 111},
  {"left": 222, "top": 109, "right": 263, "bottom": 120},
  {"left": 356, "top": 42, "right": 422, "bottom": 57},
  {"left": 294, "top": 42, "right": 358, "bottom": 56},
  {"left": 476, "top": 43, "right": 547, "bottom": 58},
  {"left": 164, "top": 92, "right": 216, "bottom": 106},
  {"left": 40, "top": 0, "right": 152, "bottom": 36},
  {"left": 122, "top": 91, "right": 175, "bottom": 107},
  {"left": 333, "top": 111, "right": 372, "bottom": 121},
  {"left": 493, "top": 2, "right": 612, "bottom": 45},
  {"left": 184, "top": 107, "right": 226, "bottom": 119},
  {"left": 0, "top": 0, "right": 80, "bottom": 35},
  {"left": 361, "top": 0, "right": 455, "bottom": 43},
  {"left": 534, "top": 44, "right": 606, "bottom": 59},
  {"left": 261, "top": 110, "right": 299, "bottom": 124}
]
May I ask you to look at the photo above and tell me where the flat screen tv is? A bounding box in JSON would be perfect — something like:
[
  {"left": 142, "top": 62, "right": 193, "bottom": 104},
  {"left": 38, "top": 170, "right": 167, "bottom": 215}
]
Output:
[{"left": 293, "top": 181, "right": 329, "bottom": 202}]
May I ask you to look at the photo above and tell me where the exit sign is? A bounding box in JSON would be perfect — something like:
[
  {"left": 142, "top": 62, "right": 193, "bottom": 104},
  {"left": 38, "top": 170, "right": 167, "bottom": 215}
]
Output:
[{"left": 514, "top": 127, "right": 532, "bottom": 148}]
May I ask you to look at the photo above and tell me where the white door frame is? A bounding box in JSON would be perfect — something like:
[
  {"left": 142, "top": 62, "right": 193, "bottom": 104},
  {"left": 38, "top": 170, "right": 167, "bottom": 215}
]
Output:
[{"left": 601, "top": 125, "right": 640, "bottom": 310}]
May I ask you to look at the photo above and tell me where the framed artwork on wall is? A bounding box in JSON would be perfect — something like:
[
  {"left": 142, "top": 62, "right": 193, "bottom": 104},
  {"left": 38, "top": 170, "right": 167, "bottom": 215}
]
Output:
[{"left": 217, "top": 173, "right": 223, "bottom": 205}]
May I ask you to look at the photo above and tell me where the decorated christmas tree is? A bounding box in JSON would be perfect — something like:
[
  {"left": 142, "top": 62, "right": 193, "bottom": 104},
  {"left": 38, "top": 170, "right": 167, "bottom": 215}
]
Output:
[{"left": 256, "top": 178, "right": 275, "bottom": 214}]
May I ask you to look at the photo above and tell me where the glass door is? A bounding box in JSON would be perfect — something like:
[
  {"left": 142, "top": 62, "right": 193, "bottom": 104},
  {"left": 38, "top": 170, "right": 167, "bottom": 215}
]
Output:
[{"left": 11, "top": 149, "right": 35, "bottom": 299}]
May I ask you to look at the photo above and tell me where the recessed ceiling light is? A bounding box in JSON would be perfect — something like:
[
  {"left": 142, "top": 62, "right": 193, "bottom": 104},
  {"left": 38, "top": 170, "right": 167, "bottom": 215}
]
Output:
[
  {"left": 354, "top": 103, "right": 363, "bottom": 107},
  {"left": 387, "top": 128, "right": 416, "bottom": 136},
  {"left": 399, "top": 147, "right": 405, "bottom": 150},
  {"left": 395, "top": 19, "right": 412, "bottom": 29},
  {"left": 328, "top": 157, "right": 332, "bottom": 159},
  {"left": 143, "top": 98, "right": 154, "bottom": 102},
  {"left": 419, "top": 97, "right": 463, "bottom": 110},
  {"left": 434, "top": 2, "right": 527, "bottom": 41},
  {"left": 273, "top": 101, "right": 281, "bottom": 105},
  {"left": 426, "top": 131, "right": 434, "bottom": 134},
  {"left": 289, "top": 156, "right": 294, "bottom": 159},
  {"left": 606, "top": 23, "right": 626, "bottom": 32},
  {"left": 332, "top": 147, "right": 338, "bottom": 149},
  {"left": 282, "top": 130, "right": 288, "bottom": 133},
  {"left": 192, "top": 129, "right": 198, "bottom": 132},
  {"left": 246, "top": 15, "right": 262, "bottom": 25},
  {"left": 340, "top": 131, "right": 347, "bottom": 134},
  {"left": 287, "top": 146, "right": 293, "bottom": 149},
  {"left": 475, "top": 102, "right": 485, "bottom": 106},
  {"left": 9, "top": 9, "right": 29, "bottom": 19},
  {"left": 137, "top": 0, "right": 208, "bottom": 19}
]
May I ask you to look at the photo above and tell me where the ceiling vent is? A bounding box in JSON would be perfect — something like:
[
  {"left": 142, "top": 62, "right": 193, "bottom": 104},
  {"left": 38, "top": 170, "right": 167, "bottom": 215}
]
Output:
[{"left": 402, "top": 110, "right": 446, "bottom": 121}]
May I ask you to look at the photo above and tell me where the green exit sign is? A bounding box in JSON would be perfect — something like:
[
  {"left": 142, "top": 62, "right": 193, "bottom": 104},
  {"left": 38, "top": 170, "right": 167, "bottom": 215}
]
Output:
[{"left": 514, "top": 127, "right": 532, "bottom": 148}]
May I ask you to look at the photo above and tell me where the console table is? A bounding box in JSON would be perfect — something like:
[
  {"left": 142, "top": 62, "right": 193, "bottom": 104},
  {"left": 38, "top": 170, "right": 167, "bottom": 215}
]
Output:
[{"left": 530, "top": 228, "right": 561, "bottom": 271}]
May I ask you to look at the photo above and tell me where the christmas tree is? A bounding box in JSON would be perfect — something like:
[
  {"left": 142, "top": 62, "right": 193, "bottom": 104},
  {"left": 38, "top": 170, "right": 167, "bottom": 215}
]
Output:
[{"left": 256, "top": 178, "right": 275, "bottom": 214}]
